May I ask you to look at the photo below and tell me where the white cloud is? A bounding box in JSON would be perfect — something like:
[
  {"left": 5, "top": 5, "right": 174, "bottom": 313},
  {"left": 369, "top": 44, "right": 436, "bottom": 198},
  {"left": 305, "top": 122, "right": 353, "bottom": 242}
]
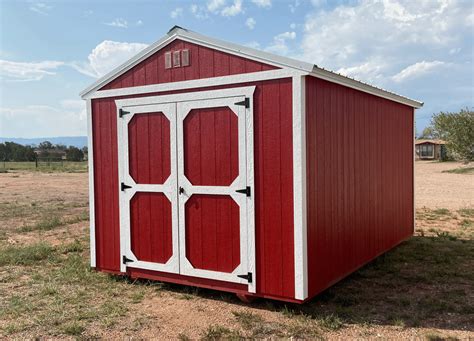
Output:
[
  {"left": 336, "top": 59, "right": 388, "bottom": 83},
  {"left": 136, "top": 20, "right": 143, "bottom": 26},
  {"left": 289, "top": 0, "right": 300, "bottom": 13},
  {"left": 265, "top": 31, "right": 296, "bottom": 55},
  {"left": 221, "top": 0, "right": 243, "bottom": 16},
  {"left": 298, "top": 0, "right": 472, "bottom": 85},
  {"left": 207, "top": 0, "right": 226, "bottom": 12},
  {"left": 170, "top": 8, "right": 183, "bottom": 19},
  {"left": 72, "top": 41, "right": 148, "bottom": 78},
  {"left": 251, "top": 0, "right": 271, "bottom": 8},
  {"left": 0, "top": 60, "right": 64, "bottom": 81},
  {"left": 245, "top": 41, "right": 261, "bottom": 49},
  {"left": 0, "top": 101, "right": 87, "bottom": 137},
  {"left": 246, "top": 17, "right": 256, "bottom": 30},
  {"left": 29, "top": 2, "right": 52, "bottom": 15},
  {"left": 392, "top": 60, "right": 447, "bottom": 83},
  {"left": 190, "top": 4, "right": 209, "bottom": 19},
  {"left": 104, "top": 18, "right": 128, "bottom": 28}
]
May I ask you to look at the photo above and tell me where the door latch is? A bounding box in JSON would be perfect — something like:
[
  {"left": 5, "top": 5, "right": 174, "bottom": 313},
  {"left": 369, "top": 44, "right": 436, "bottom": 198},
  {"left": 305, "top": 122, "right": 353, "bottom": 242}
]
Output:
[
  {"left": 235, "top": 186, "right": 251, "bottom": 197},
  {"left": 237, "top": 272, "right": 253, "bottom": 283}
]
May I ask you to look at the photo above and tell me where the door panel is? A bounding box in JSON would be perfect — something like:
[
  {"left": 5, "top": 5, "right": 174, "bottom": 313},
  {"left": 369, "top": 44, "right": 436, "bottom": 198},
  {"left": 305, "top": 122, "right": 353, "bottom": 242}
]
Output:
[
  {"left": 183, "top": 107, "right": 239, "bottom": 186},
  {"left": 185, "top": 194, "right": 240, "bottom": 273},
  {"left": 130, "top": 192, "right": 173, "bottom": 264},
  {"left": 128, "top": 112, "right": 171, "bottom": 184}
]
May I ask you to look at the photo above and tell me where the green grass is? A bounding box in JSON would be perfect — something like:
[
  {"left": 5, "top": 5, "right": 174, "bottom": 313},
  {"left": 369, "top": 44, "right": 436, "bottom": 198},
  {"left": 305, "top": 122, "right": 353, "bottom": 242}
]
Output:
[
  {"left": 19, "top": 211, "right": 88, "bottom": 233},
  {"left": 442, "top": 167, "right": 474, "bottom": 174},
  {"left": 0, "top": 242, "right": 55, "bottom": 266},
  {"left": 458, "top": 208, "right": 474, "bottom": 218},
  {"left": 232, "top": 311, "right": 263, "bottom": 329},
  {"left": 0, "top": 161, "right": 88, "bottom": 173},
  {"left": 201, "top": 325, "right": 242, "bottom": 340}
]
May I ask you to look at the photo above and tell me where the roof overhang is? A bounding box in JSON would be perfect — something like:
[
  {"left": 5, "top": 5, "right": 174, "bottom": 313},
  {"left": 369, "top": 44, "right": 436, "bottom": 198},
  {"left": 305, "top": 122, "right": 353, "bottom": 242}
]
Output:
[{"left": 80, "top": 26, "right": 423, "bottom": 109}]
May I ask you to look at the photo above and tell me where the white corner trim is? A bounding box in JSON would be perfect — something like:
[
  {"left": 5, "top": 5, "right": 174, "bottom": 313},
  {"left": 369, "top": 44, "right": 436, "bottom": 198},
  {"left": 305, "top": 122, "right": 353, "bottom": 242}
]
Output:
[
  {"left": 413, "top": 108, "right": 416, "bottom": 233},
  {"left": 86, "top": 99, "right": 96, "bottom": 268},
  {"left": 310, "top": 68, "right": 423, "bottom": 109},
  {"left": 293, "top": 75, "right": 308, "bottom": 300},
  {"left": 83, "top": 69, "right": 305, "bottom": 100}
]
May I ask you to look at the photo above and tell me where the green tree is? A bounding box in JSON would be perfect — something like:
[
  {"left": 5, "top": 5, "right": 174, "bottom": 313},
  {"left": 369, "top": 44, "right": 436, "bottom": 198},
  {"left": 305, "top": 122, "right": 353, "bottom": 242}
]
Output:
[
  {"left": 66, "top": 146, "right": 84, "bottom": 161},
  {"left": 420, "top": 126, "right": 434, "bottom": 139},
  {"left": 431, "top": 108, "right": 474, "bottom": 161},
  {"left": 38, "top": 141, "right": 54, "bottom": 150}
]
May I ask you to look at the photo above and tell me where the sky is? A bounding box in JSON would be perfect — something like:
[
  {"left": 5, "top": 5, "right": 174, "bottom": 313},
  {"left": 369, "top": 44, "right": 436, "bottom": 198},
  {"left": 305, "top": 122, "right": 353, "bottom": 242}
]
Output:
[{"left": 0, "top": 0, "right": 472, "bottom": 138}]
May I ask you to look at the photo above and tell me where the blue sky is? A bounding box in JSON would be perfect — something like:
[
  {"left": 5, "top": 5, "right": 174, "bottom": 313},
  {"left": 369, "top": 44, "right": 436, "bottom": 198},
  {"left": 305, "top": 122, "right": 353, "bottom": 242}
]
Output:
[{"left": 0, "top": 0, "right": 472, "bottom": 138}]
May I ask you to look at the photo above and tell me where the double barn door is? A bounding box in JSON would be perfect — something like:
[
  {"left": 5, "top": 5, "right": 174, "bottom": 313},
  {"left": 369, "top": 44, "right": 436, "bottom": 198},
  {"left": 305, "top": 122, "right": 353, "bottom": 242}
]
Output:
[{"left": 117, "top": 87, "right": 256, "bottom": 293}]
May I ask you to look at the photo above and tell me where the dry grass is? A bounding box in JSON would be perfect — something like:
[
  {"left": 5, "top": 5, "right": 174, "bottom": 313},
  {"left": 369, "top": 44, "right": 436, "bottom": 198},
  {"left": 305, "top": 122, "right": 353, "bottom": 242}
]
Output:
[{"left": 0, "top": 166, "right": 473, "bottom": 339}]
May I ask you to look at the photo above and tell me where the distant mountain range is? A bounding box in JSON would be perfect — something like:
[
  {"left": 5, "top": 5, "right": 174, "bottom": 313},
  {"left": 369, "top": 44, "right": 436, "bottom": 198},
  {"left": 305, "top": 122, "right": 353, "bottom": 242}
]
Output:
[{"left": 0, "top": 136, "right": 88, "bottom": 148}]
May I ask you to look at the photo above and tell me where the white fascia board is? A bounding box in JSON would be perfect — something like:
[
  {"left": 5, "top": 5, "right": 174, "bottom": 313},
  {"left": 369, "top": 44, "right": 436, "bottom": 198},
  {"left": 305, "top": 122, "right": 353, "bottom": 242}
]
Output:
[
  {"left": 310, "top": 67, "right": 424, "bottom": 109},
  {"left": 80, "top": 28, "right": 314, "bottom": 99}
]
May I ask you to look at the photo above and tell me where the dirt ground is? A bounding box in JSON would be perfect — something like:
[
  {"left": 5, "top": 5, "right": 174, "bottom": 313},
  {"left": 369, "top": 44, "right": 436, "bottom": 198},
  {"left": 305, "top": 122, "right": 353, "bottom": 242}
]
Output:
[
  {"left": 415, "top": 161, "right": 474, "bottom": 209},
  {"left": 0, "top": 162, "right": 472, "bottom": 339}
]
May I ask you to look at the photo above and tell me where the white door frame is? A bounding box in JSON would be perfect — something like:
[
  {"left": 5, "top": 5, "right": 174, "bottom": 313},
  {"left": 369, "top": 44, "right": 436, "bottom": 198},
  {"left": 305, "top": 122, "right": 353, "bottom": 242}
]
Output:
[
  {"left": 116, "top": 86, "right": 256, "bottom": 293},
  {"left": 176, "top": 96, "right": 252, "bottom": 289},
  {"left": 117, "top": 103, "right": 179, "bottom": 274}
]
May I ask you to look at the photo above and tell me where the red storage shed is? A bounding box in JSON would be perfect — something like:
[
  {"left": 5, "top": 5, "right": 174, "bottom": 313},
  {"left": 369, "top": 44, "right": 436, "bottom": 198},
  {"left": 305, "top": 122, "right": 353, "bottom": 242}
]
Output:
[{"left": 80, "top": 26, "right": 423, "bottom": 303}]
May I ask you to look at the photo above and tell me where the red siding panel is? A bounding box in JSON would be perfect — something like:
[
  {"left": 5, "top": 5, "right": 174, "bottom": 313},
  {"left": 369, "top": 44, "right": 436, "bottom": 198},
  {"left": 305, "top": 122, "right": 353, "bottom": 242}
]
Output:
[
  {"left": 100, "top": 39, "right": 277, "bottom": 90},
  {"left": 91, "top": 78, "right": 294, "bottom": 299},
  {"left": 305, "top": 76, "right": 414, "bottom": 298}
]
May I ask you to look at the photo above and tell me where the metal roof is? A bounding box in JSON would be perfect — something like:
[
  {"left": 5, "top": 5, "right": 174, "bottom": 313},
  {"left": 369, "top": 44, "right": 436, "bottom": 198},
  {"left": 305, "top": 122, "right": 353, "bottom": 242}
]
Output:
[{"left": 80, "top": 26, "right": 423, "bottom": 108}]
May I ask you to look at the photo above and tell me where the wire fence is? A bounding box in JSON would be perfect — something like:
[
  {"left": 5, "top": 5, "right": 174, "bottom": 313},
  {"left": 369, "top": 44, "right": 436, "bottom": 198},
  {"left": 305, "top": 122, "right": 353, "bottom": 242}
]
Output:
[{"left": 0, "top": 159, "right": 88, "bottom": 172}]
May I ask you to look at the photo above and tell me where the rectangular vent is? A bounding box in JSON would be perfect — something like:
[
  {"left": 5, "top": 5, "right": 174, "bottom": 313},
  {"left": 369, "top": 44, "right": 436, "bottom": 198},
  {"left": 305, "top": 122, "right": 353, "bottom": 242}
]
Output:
[
  {"left": 173, "top": 51, "right": 181, "bottom": 67},
  {"left": 181, "top": 49, "right": 190, "bottom": 66},
  {"left": 164, "top": 51, "right": 172, "bottom": 69}
]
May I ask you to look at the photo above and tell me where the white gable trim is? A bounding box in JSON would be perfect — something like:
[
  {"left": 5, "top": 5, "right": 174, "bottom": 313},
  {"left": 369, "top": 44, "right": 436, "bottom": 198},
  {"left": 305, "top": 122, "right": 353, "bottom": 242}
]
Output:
[{"left": 80, "top": 28, "right": 313, "bottom": 99}]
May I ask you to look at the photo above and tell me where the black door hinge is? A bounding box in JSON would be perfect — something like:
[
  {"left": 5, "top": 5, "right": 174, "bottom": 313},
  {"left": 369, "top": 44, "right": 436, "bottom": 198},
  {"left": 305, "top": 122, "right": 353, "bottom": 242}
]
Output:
[
  {"left": 121, "top": 182, "right": 132, "bottom": 191},
  {"left": 235, "top": 97, "right": 250, "bottom": 108},
  {"left": 122, "top": 255, "right": 134, "bottom": 264},
  {"left": 119, "top": 109, "right": 130, "bottom": 118},
  {"left": 237, "top": 272, "right": 253, "bottom": 283},
  {"left": 236, "top": 186, "right": 251, "bottom": 197}
]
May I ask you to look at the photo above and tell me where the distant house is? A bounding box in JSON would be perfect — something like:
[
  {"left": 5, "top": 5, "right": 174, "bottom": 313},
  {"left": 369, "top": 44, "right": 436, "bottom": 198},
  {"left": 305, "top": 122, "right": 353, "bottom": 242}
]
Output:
[
  {"left": 33, "top": 148, "right": 67, "bottom": 160},
  {"left": 415, "top": 139, "right": 446, "bottom": 160}
]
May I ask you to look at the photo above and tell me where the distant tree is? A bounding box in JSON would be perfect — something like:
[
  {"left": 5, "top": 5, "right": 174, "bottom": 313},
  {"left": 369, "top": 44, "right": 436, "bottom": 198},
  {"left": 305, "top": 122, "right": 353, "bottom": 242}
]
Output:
[
  {"left": 0, "top": 142, "right": 36, "bottom": 161},
  {"left": 38, "top": 141, "right": 54, "bottom": 150},
  {"left": 431, "top": 108, "right": 474, "bottom": 161},
  {"left": 420, "top": 127, "right": 434, "bottom": 139},
  {"left": 55, "top": 144, "right": 67, "bottom": 151},
  {"left": 66, "top": 146, "right": 84, "bottom": 161}
]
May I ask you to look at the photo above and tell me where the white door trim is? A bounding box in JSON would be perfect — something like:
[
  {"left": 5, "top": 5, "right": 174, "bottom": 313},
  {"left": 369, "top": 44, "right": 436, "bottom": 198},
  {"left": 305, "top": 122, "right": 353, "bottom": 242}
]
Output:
[
  {"left": 117, "top": 103, "right": 180, "bottom": 274},
  {"left": 115, "top": 86, "right": 256, "bottom": 293},
  {"left": 176, "top": 96, "right": 253, "bottom": 290}
]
